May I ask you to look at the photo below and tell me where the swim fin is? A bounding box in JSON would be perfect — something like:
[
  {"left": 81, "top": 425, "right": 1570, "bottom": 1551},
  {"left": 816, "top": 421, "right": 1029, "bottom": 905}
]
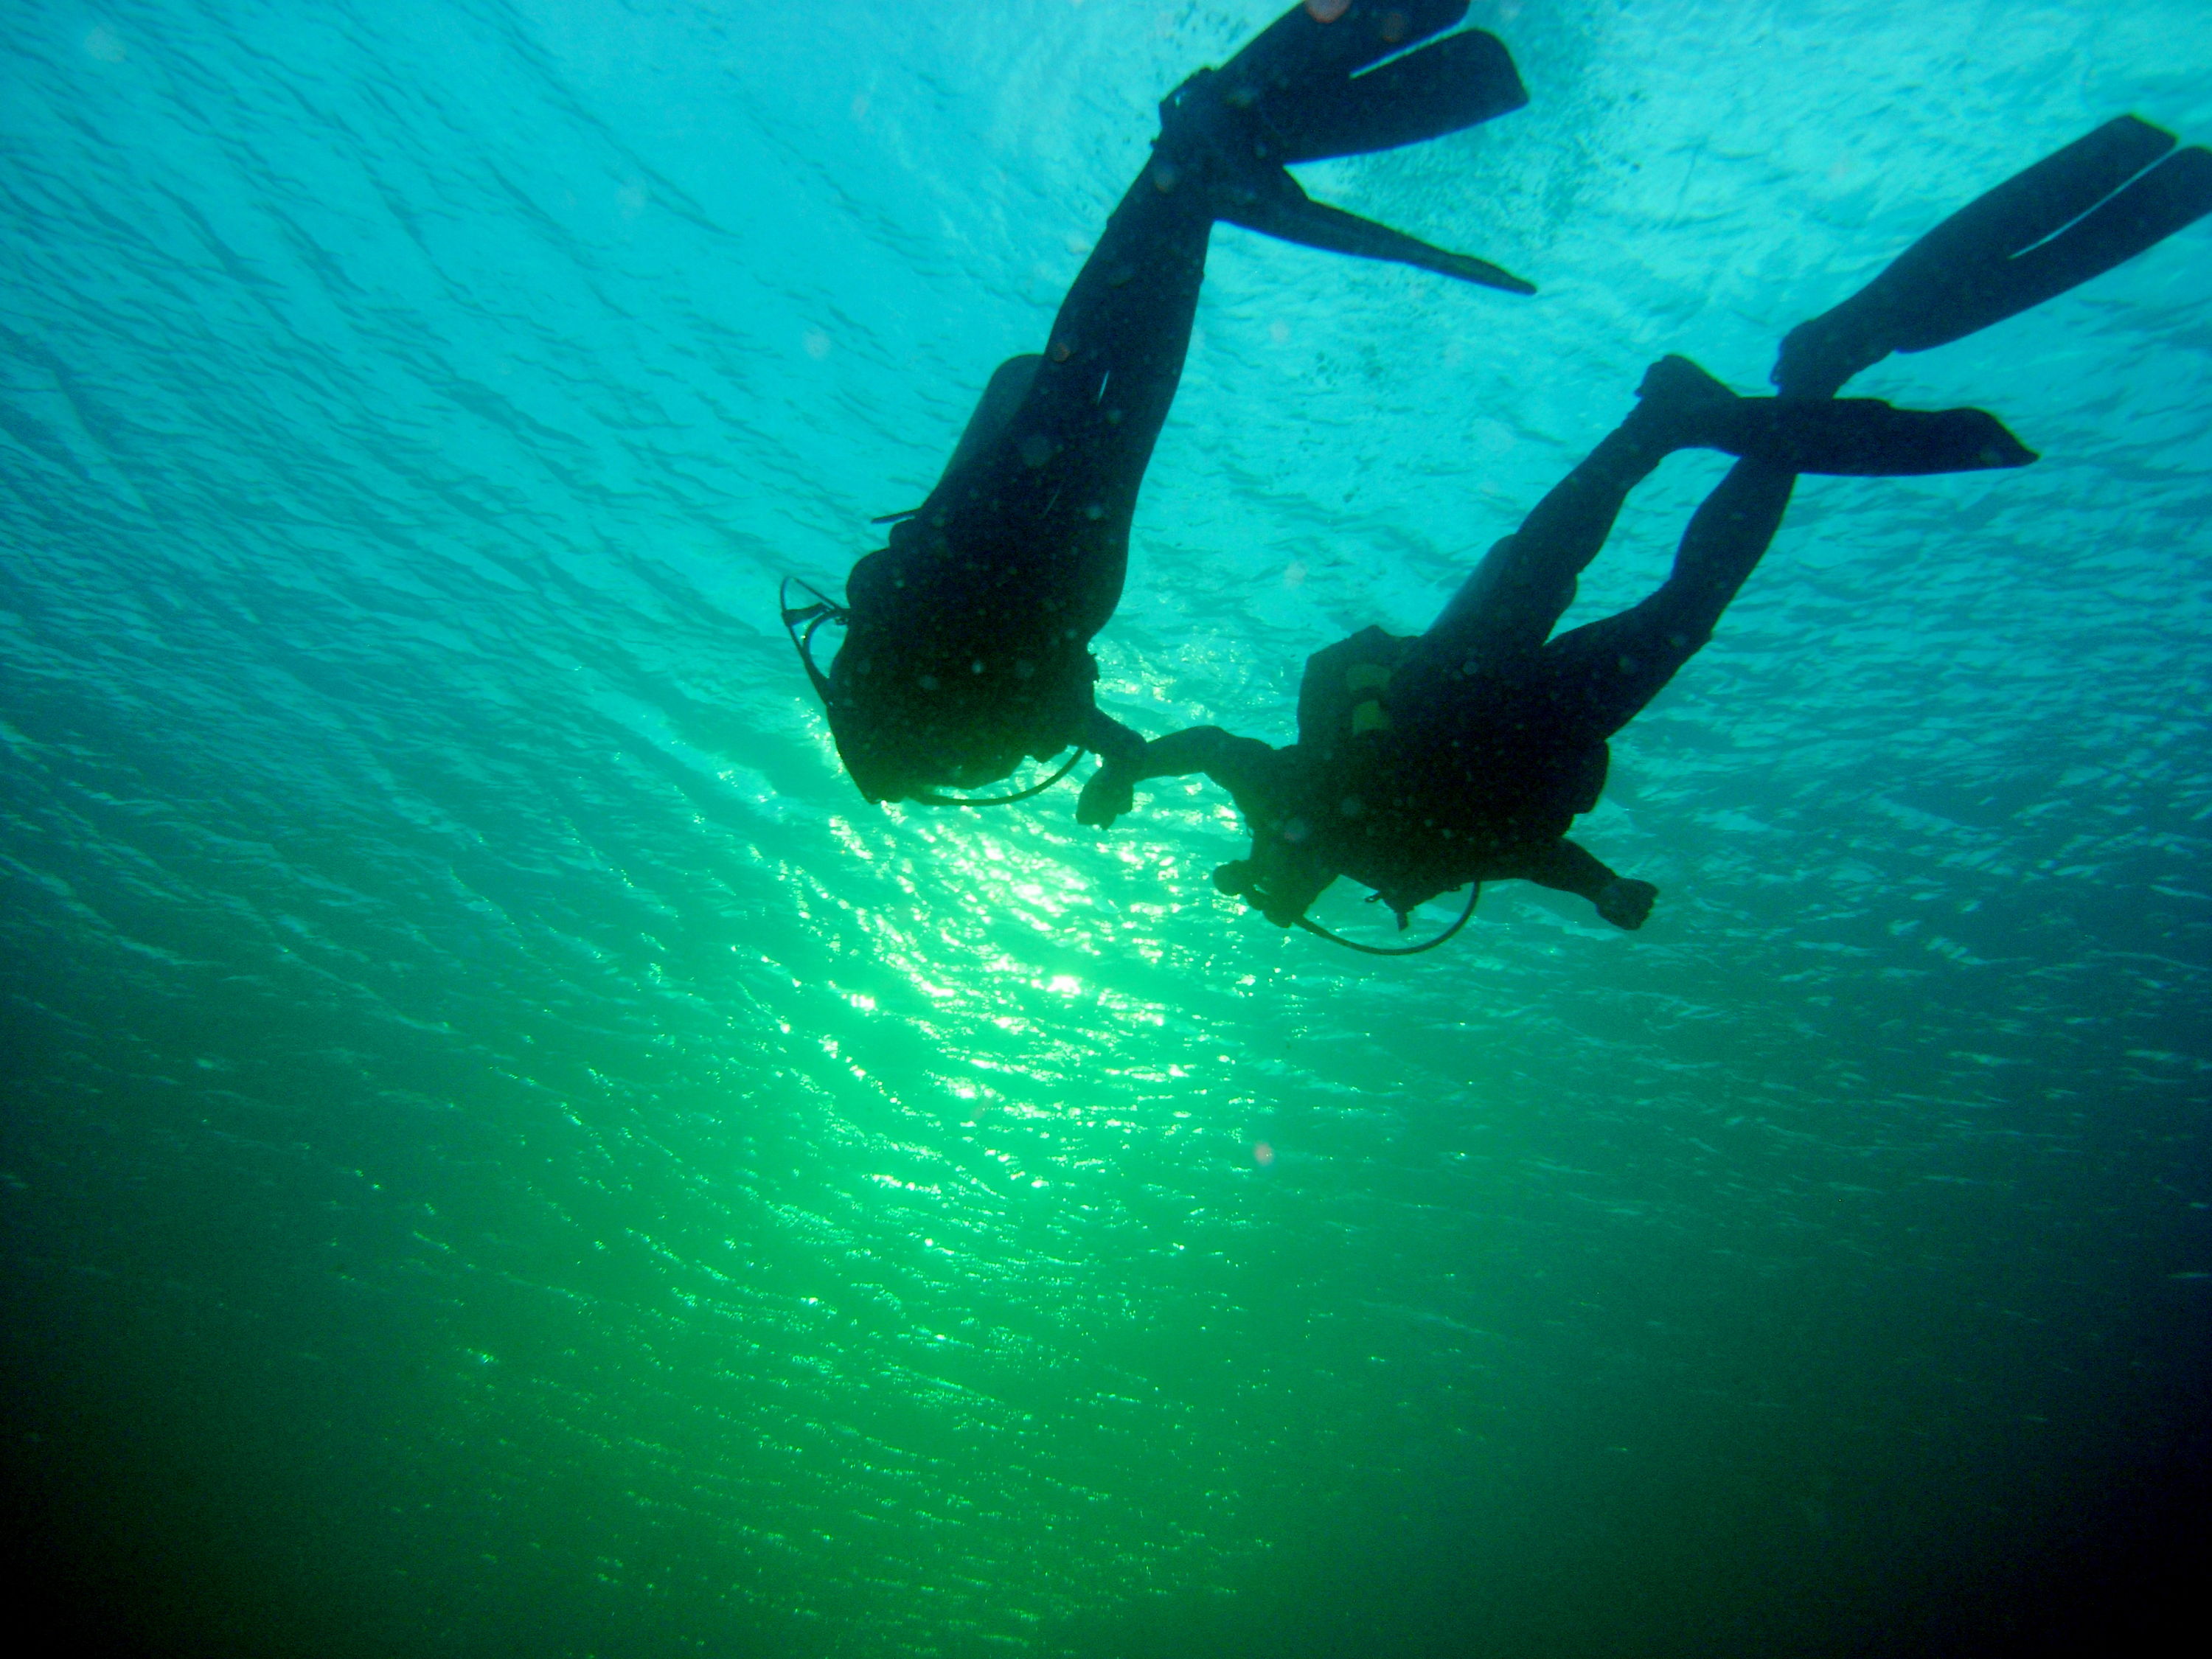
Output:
[
  {"left": 1776, "top": 117, "right": 2212, "bottom": 397},
  {"left": 1728, "top": 399, "right": 2039, "bottom": 475},
  {"left": 1155, "top": 3, "right": 1534, "bottom": 292},
  {"left": 1217, "top": 167, "right": 1536, "bottom": 293},
  {"left": 1637, "top": 354, "right": 2037, "bottom": 473},
  {"left": 1212, "top": 1, "right": 1472, "bottom": 102},
  {"left": 1259, "top": 29, "right": 1528, "bottom": 164},
  {"left": 1199, "top": 3, "right": 1525, "bottom": 164}
]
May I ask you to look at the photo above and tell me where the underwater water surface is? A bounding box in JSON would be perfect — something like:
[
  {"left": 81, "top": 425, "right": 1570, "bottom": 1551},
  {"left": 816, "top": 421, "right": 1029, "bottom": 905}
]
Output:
[{"left": 2, "top": 1, "right": 2209, "bottom": 1655}]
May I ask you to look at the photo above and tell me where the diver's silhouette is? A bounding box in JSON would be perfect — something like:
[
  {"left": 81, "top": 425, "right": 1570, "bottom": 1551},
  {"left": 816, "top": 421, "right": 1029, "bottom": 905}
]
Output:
[
  {"left": 783, "top": 2, "right": 1532, "bottom": 806},
  {"left": 1079, "top": 118, "right": 2212, "bottom": 950}
]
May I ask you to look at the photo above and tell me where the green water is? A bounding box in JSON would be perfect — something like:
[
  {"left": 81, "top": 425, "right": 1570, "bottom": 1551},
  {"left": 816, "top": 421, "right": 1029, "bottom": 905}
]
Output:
[{"left": 3, "top": 1, "right": 2208, "bottom": 1655}]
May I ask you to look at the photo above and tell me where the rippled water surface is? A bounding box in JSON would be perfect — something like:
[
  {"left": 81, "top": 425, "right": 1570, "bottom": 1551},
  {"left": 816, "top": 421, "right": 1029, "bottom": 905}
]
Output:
[{"left": 3, "top": 3, "right": 2208, "bottom": 1656}]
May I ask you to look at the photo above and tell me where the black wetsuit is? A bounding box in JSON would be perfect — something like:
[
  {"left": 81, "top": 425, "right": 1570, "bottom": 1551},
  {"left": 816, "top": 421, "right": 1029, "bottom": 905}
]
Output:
[
  {"left": 1093, "top": 413, "right": 1798, "bottom": 929},
  {"left": 829, "top": 165, "right": 1212, "bottom": 800}
]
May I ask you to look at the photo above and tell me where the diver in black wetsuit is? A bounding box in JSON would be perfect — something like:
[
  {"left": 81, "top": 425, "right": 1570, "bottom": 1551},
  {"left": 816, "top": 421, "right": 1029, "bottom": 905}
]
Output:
[
  {"left": 1078, "top": 117, "right": 2212, "bottom": 948},
  {"left": 784, "top": 2, "right": 1534, "bottom": 806}
]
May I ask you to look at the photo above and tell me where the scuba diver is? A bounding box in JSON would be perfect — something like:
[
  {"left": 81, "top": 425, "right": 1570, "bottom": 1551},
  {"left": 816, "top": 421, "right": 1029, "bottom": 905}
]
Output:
[
  {"left": 783, "top": 1, "right": 1535, "bottom": 807},
  {"left": 1077, "top": 116, "right": 2212, "bottom": 953}
]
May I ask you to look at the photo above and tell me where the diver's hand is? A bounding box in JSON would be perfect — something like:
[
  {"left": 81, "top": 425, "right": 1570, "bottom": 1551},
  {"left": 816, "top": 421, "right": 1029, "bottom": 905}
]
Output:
[
  {"left": 1596, "top": 877, "right": 1658, "bottom": 931},
  {"left": 1077, "top": 765, "right": 1137, "bottom": 830},
  {"left": 1214, "top": 857, "right": 1327, "bottom": 929}
]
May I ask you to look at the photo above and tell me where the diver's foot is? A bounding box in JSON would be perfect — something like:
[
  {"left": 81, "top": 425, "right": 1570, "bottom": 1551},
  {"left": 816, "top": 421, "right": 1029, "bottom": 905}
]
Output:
[
  {"left": 1772, "top": 305, "right": 1893, "bottom": 400},
  {"left": 1627, "top": 355, "right": 1739, "bottom": 451},
  {"left": 1596, "top": 877, "right": 1658, "bottom": 931},
  {"left": 1152, "top": 69, "right": 1274, "bottom": 206},
  {"left": 1636, "top": 354, "right": 1733, "bottom": 406}
]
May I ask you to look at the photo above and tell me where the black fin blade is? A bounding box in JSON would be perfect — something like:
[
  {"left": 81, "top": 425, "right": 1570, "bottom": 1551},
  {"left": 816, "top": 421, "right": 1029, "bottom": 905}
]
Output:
[
  {"left": 1217, "top": 1, "right": 1470, "bottom": 97},
  {"left": 1736, "top": 401, "right": 2039, "bottom": 475},
  {"left": 1268, "top": 30, "right": 1528, "bottom": 164},
  {"left": 1896, "top": 145, "right": 2212, "bottom": 352},
  {"left": 1221, "top": 174, "right": 1534, "bottom": 293},
  {"left": 1905, "top": 116, "right": 2177, "bottom": 274}
]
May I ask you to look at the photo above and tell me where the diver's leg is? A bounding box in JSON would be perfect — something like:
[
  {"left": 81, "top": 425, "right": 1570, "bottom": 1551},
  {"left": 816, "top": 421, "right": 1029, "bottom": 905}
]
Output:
[
  {"left": 1402, "top": 350, "right": 2018, "bottom": 709},
  {"left": 923, "top": 173, "right": 1217, "bottom": 636},
  {"left": 1535, "top": 458, "right": 1798, "bottom": 743},
  {"left": 1416, "top": 363, "right": 1724, "bottom": 669},
  {"left": 926, "top": 0, "right": 1542, "bottom": 636}
]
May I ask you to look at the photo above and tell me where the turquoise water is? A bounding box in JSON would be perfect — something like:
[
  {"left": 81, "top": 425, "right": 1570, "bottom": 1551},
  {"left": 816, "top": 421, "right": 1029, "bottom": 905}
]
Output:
[{"left": 2, "top": 2, "right": 2208, "bottom": 1655}]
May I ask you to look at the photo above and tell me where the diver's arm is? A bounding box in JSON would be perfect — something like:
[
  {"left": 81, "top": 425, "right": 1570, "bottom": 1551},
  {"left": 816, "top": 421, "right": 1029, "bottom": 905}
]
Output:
[
  {"left": 1082, "top": 706, "right": 1148, "bottom": 771},
  {"left": 1077, "top": 726, "right": 1272, "bottom": 828},
  {"left": 1513, "top": 838, "right": 1658, "bottom": 931}
]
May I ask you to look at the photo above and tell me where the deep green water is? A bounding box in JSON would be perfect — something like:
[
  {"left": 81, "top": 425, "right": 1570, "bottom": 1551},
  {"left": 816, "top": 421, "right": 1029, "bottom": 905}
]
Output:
[{"left": 2, "top": 3, "right": 2208, "bottom": 1656}]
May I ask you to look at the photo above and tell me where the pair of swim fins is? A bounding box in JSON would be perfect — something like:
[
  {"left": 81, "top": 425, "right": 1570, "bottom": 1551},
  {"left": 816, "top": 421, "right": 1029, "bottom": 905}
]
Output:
[
  {"left": 1778, "top": 116, "right": 2212, "bottom": 397},
  {"left": 1162, "top": 1, "right": 1537, "bottom": 295}
]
